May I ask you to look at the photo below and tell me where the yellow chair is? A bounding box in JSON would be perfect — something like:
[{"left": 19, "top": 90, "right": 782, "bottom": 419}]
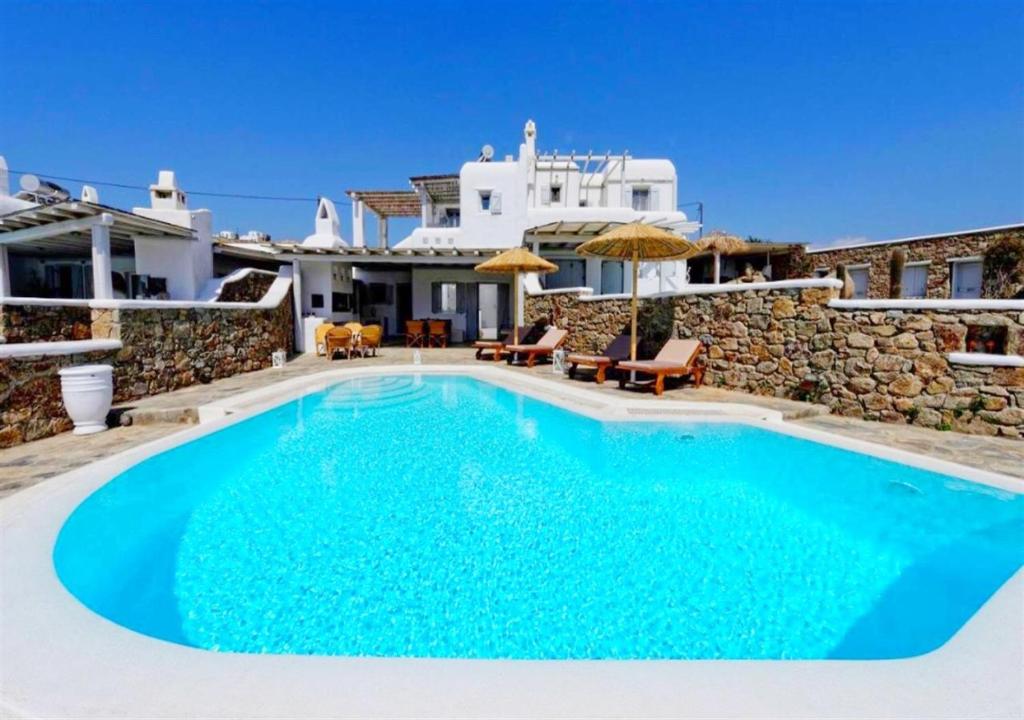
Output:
[
  {"left": 356, "top": 324, "right": 382, "bottom": 357},
  {"left": 343, "top": 322, "right": 363, "bottom": 335},
  {"left": 324, "top": 326, "right": 354, "bottom": 360},
  {"left": 314, "top": 322, "right": 335, "bottom": 356}
]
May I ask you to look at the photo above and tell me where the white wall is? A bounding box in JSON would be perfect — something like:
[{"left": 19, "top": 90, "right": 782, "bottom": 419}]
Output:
[
  {"left": 134, "top": 196, "right": 214, "bottom": 300},
  {"left": 353, "top": 267, "right": 410, "bottom": 336},
  {"left": 411, "top": 267, "right": 511, "bottom": 342}
]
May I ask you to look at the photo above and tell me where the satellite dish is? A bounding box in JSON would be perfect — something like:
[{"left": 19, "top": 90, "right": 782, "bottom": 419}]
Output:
[
  {"left": 481, "top": 144, "right": 494, "bottom": 161},
  {"left": 20, "top": 174, "right": 40, "bottom": 192}
]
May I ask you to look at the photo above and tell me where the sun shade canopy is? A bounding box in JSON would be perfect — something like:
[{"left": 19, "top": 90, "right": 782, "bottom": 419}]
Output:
[
  {"left": 575, "top": 223, "right": 699, "bottom": 261},
  {"left": 474, "top": 247, "right": 558, "bottom": 274},
  {"left": 696, "top": 230, "right": 749, "bottom": 255}
]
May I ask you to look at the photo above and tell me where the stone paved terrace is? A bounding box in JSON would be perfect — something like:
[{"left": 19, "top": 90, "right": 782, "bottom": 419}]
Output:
[{"left": 2, "top": 346, "right": 1022, "bottom": 500}]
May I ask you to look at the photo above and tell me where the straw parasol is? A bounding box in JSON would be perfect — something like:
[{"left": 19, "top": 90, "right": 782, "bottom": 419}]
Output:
[
  {"left": 576, "top": 223, "right": 699, "bottom": 362},
  {"left": 697, "top": 230, "right": 749, "bottom": 284},
  {"left": 475, "top": 247, "right": 558, "bottom": 344}
]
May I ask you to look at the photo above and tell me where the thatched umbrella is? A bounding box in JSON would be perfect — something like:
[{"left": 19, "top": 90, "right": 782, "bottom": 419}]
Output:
[
  {"left": 697, "top": 230, "right": 748, "bottom": 284},
  {"left": 475, "top": 247, "right": 558, "bottom": 344},
  {"left": 576, "top": 223, "right": 699, "bottom": 362}
]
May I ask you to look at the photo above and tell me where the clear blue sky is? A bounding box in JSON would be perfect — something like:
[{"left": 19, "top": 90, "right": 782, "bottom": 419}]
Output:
[{"left": 2, "top": 1, "right": 1022, "bottom": 247}]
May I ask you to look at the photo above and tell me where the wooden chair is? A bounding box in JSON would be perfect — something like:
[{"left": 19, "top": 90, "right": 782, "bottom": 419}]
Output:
[
  {"left": 314, "top": 322, "right": 335, "bottom": 357},
  {"left": 473, "top": 325, "right": 534, "bottom": 362},
  {"left": 405, "top": 320, "right": 426, "bottom": 347},
  {"left": 428, "top": 319, "right": 448, "bottom": 348},
  {"left": 356, "top": 325, "right": 382, "bottom": 357},
  {"left": 324, "top": 326, "right": 355, "bottom": 360},
  {"left": 505, "top": 327, "right": 568, "bottom": 368},
  {"left": 567, "top": 334, "right": 635, "bottom": 384},
  {"left": 616, "top": 339, "right": 705, "bottom": 396}
]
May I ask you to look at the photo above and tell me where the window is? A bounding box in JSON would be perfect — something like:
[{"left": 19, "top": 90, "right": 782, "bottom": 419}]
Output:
[
  {"left": 546, "top": 260, "right": 586, "bottom": 289},
  {"left": 550, "top": 185, "right": 561, "bottom": 203},
  {"left": 901, "top": 263, "right": 929, "bottom": 298},
  {"left": 368, "top": 282, "right": 389, "bottom": 304},
  {"left": 951, "top": 259, "right": 983, "bottom": 299},
  {"left": 431, "top": 282, "right": 463, "bottom": 313},
  {"left": 631, "top": 187, "right": 650, "bottom": 211},
  {"left": 442, "top": 208, "right": 460, "bottom": 227},
  {"left": 479, "top": 191, "right": 491, "bottom": 211},
  {"left": 332, "top": 292, "right": 352, "bottom": 312},
  {"left": 600, "top": 261, "right": 624, "bottom": 294},
  {"left": 848, "top": 267, "right": 869, "bottom": 299}
]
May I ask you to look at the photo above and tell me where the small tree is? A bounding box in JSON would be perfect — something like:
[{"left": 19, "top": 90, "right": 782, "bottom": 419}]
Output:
[
  {"left": 836, "top": 263, "right": 855, "bottom": 299},
  {"left": 983, "top": 236, "right": 1024, "bottom": 299},
  {"left": 889, "top": 248, "right": 906, "bottom": 298}
]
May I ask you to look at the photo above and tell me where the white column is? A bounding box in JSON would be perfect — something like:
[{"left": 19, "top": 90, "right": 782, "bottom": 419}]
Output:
[
  {"left": 680, "top": 258, "right": 689, "bottom": 286},
  {"left": 0, "top": 246, "right": 10, "bottom": 298},
  {"left": 585, "top": 257, "right": 602, "bottom": 293},
  {"left": 378, "top": 216, "right": 388, "bottom": 249},
  {"left": 291, "top": 259, "right": 304, "bottom": 350},
  {"left": 91, "top": 223, "right": 114, "bottom": 299},
  {"left": 352, "top": 200, "right": 365, "bottom": 248},
  {"left": 418, "top": 188, "right": 429, "bottom": 227}
]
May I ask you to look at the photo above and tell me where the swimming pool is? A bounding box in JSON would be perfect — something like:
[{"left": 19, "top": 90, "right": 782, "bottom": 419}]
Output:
[{"left": 54, "top": 374, "right": 1023, "bottom": 660}]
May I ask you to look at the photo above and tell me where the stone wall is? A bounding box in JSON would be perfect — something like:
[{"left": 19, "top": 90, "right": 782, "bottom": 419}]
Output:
[
  {"left": 0, "top": 348, "right": 118, "bottom": 448},
  {"left": 0, "top": 302, "right": 93, "bottom": 343},
  {"left": 91, "top": 296, "right": 293, "bottom": 402},
  {"left": 806, "top": 225, "right": 1024, "bottom": 299},
  {"left": 216, "top": 271, "right": 277, "bottom": 303},
  {"left": 526, "top": 284, "right": 1024, "bottom": 438},
  {"left": 1, "top": 271, "right": 294, "bottom": 447}
]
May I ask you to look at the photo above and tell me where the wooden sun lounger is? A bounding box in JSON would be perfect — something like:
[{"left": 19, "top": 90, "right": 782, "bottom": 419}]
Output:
[
  {"left": 567, "top": 334, "right": 635, "bottom": 384},
  {"left": 473, "top": 325, "right": 534, "bottom": 361},
  {"left": 504, "top": 327, "right": 568, "bottom": 368},
  {"left": 616, "top": 338, "right": 705, "bottom": 396}
]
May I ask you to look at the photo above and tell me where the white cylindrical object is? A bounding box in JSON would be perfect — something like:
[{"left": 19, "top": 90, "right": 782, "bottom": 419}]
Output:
[{"left": 58, "top": 364, "right": 113, "bottom": 435}]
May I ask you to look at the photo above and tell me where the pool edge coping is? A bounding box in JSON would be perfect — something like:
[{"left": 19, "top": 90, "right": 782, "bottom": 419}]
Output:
[{"left": 1, "top": 364, "right": 1021, "bottom": 719}]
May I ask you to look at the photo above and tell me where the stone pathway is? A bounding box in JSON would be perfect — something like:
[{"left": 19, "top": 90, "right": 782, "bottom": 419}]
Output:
[{"left": 2, "top": 346, "right": 1021, "bottom": 500}]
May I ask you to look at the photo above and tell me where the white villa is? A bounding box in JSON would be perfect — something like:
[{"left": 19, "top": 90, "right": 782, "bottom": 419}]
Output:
[
  {"left": 219, "top": 120, "right": 701, "bottom": 348},
  {"left": 1, "top": 120, "right": 706, "bottom": 350}
]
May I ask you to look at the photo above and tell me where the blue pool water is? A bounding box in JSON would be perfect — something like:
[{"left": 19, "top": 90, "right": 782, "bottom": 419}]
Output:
[{"left": 54, "top": 375, "right": 1023, "bottom": 659}]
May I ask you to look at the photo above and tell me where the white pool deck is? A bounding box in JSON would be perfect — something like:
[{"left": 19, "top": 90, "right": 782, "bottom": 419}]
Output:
[{"left": 1, "top": 365, "right": 1021, "bottom": 719}]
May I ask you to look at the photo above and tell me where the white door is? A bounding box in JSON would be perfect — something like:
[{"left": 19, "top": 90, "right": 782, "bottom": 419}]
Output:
[
  {"left": 952, "top": 261, "right": 983, "bottom": 299},
  {"left": 478, "top": 283, "right": 499, "bottom": 340}
]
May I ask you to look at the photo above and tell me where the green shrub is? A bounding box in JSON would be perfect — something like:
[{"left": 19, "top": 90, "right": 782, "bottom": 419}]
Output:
[{"left": 983, "top": 236, "right": 1024, "bottom": 299}]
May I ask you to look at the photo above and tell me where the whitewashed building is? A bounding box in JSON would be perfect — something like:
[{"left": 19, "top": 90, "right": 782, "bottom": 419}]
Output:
[
  {"left": 220, "top": 120, "right": 701, "bottom": 349},
  {"left": 0, "top": 159, "right": 216, "bottom": 302}
]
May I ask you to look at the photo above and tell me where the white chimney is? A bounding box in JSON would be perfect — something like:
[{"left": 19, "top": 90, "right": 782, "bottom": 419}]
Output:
[
  {"left": 81, "top": 185, "right": 100, "bottom": 203},
  {"left": 524, "top": 119, "right": 537, "bottom": 158},
  {"left": 149, "top": 170, "right": 187, "bottom": 210},
  {"left": 302, "top": 197, "right": 346, "bottom": 249}
]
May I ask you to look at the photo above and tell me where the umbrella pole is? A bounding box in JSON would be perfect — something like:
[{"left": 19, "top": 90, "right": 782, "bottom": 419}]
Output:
[
  {"left": 513, "top": 269, "right": 520, "bottom": 346},
  {"left": 630, "top": 246, "right": 639, "bottom": 363},
  {"left": 714, "top": 251, "right": 721, "bottom": 285}
]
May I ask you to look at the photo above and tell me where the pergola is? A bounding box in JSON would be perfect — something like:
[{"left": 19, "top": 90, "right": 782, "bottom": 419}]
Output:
[
  {"left": 345, "top": 190, "right": 421, "bottom": 249},
  {"left": 410, "top": 173, "right": 460, "bottom": 203},
  {"left": 0, "top": 201, "right": 194, "bottom": 299}
]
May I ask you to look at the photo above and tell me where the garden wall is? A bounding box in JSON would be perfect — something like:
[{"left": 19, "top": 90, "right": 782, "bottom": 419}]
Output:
[
  {"left": 0, "top": 300, "right": 93, "bottom": 343},
  {"left": 0, "top": 269, "right": 294, "bottom": 447},
  {"left": 526, "top": 281, "right": 1024, "bottom": 438},
  {"left": 0, "top": 345, "right": 119, "bottom": 447},
  {"left": 806, "top": 225, "right": 1024, "bottom": 299},
  {"left": 91, "top": 297, "right": 293, "bottom": 402}
]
